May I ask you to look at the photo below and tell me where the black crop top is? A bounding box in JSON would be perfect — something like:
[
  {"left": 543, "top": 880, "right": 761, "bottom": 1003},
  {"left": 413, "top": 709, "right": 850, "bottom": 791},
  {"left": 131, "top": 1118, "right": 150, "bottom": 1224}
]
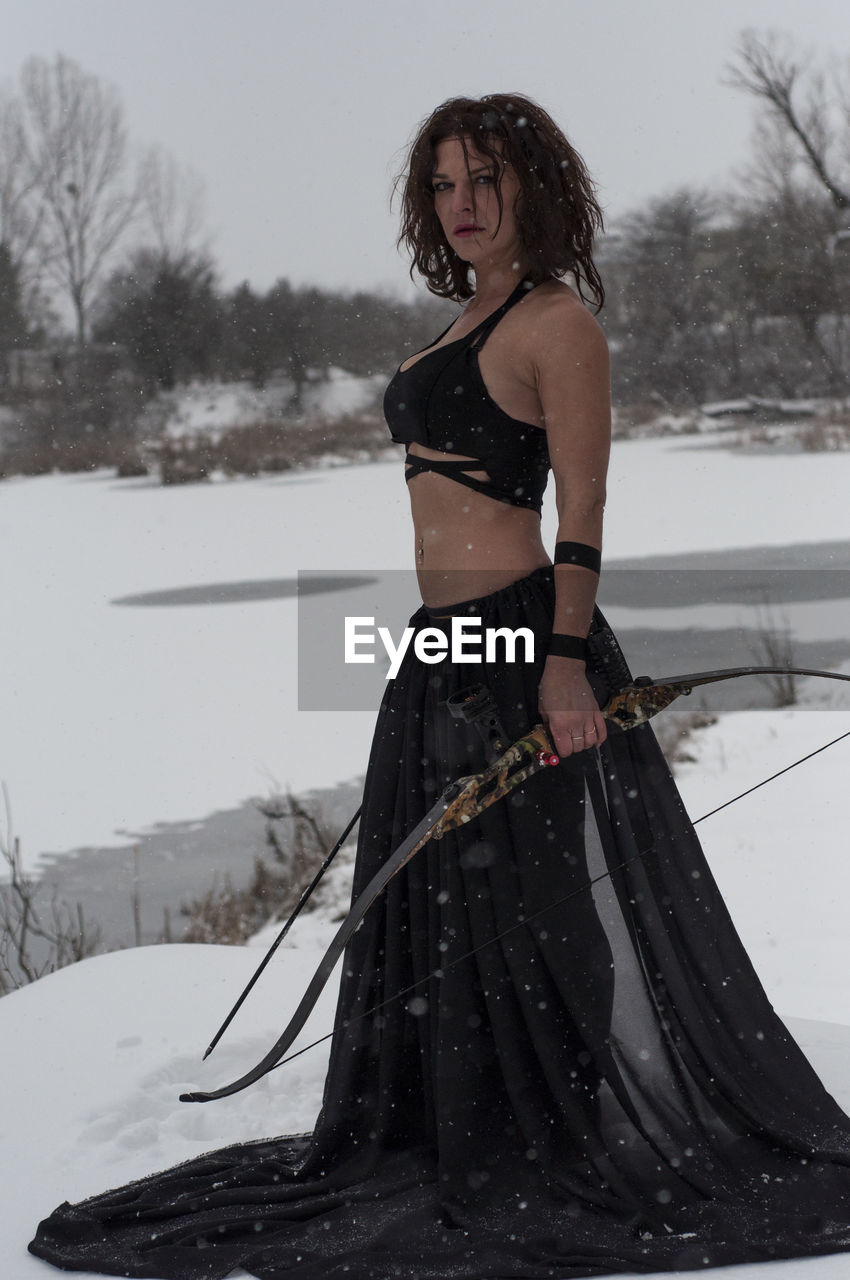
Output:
[{"left": 383, "top": 278, "right": 550, "bottom": 514}]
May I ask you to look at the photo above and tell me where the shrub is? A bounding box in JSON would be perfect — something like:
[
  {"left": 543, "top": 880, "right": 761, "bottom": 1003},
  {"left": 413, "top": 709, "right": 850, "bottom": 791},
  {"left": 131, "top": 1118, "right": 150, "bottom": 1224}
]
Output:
[
  {"left": 152, "top": 411, "right": 389, "bottom": 485},
  {"left": 0, "top": 794, "right": 103, "bottom": 994},
  {"left": 180, "top": 790, "right": 351, "bottom": 945}
]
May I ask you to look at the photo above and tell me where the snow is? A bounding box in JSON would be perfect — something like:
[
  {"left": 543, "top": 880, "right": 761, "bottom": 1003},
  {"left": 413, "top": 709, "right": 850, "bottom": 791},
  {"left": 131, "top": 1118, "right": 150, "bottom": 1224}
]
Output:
[
  {"left": 603, "top": 597, "right": 850, "bottom": 643},
  {"left": 675, "top": 702, "right": 850, "bottom": 1025},
  {"left": 303, "top": 367, "right": 386, "bottom": 420},
  {"left": 700, "top": 399, "right": 758, "bottom": 417},
  {"left": 149, "top": 371, "right": 385, "bottom": 439},
  {"left": 603, "top": 435, "right": 850, "bottom": 558},
  {"left": 3, "top": 427, "right": 850, "bottom": 1276},
  {"left": 5, "top": 824, "right": 850, "bottom": 1277},
  {"left": 699, "top": 396, "right": 825, "bottom": 418},
  {"left": 0, "top": 463, "right": 407, "bottom": 866},
  {"left": 3, "top": 943, "right": 335, "bottom": 1279}
]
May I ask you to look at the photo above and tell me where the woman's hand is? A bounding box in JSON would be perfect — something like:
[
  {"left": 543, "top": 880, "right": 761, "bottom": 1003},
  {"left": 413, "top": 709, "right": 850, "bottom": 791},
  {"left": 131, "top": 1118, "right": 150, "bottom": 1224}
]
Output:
[{"left": 538, "top": 658, "right": 607, "bottom": 758}]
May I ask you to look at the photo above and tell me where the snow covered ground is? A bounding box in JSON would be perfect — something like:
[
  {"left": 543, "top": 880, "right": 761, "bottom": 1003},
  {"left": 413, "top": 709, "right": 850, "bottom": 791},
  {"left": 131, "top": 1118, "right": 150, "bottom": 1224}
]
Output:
[
  {"left": 5, "top": 929, "right": 850, "bottom": 1279},
  {"left": 146, "top": 370, "right": 385, "bottom": 440},
  {"left": 2, "top": 431, "right": 850, "bottom": 1277}
]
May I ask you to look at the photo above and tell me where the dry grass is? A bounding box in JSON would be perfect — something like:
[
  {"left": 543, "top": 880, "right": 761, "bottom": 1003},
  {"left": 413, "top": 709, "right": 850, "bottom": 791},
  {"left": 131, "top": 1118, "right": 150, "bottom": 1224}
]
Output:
[
  {"left": 0, "top": 788, "right": 103, "bottom": 995},
  {"left": 748, "top": 603, "right": 800, "bottom": 707},
  {"left": 180, "top": 791, "right": 346, "bottom": 945},
  {"left": 612, "top": 402, "right": 702, "bottom": 440},
  {"left": 155, "top": 411, "right": 389, "bottom": 485},
  {"left": 1, "top": 779, "right": 350, "bottom": 992},
  {"left": 735, "top": 405, "right": 850, "bottom": 453},
  {"left": 653, "top": 707, "right": 719, "bottom": 769},
  {"left": 0, "top": 398, "right": 389, "bottom": 484},
  {"left": 0, "top": 432, "right": 149, "bottom": 477},
  {"left": 798, "top": 415, "right": 850, "bottom": 452},
  {"left": 0, "top": 410, "right": 388, "bottom": 484}
]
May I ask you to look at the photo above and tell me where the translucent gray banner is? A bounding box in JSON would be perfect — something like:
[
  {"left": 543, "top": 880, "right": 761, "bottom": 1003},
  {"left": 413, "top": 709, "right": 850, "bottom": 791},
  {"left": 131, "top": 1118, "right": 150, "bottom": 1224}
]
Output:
[{"left": 297, "top": 569, "right": 850, "bottom": 712}]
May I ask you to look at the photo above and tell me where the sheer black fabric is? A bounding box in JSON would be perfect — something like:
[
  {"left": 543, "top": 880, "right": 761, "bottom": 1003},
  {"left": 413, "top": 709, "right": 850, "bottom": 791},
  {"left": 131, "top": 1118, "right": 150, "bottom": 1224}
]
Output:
[{"left": 30, "top": 567, "right": 850, "bottom": 1278}]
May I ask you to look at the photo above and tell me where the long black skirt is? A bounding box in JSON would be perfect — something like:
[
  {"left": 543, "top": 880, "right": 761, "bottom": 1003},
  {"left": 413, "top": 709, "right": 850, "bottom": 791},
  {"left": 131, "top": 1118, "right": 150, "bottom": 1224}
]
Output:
[{"left": 29, "top": 566, "right": 850, "bottom": 1278}]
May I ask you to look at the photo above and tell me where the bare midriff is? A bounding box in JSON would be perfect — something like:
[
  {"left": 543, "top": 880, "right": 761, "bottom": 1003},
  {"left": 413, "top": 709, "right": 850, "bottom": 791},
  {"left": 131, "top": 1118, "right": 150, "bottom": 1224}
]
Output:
[{"left": 406, "top": 442, "right": 549, "bottom": 609}]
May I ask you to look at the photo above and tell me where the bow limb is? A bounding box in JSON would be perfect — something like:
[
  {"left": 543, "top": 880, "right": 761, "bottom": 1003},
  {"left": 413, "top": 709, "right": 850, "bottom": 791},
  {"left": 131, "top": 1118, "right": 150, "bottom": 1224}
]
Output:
[
  {"left": 202, "top": 805, "right": 363, "bottom": 1062},
  {"left": 180, "top": 798, "right": 456, "bottom": 1103},
  {"left": 180, "top": 726, "right": 557, "bottom": 1103},
  {"left": 603, "top": 665, "right": 850, "bottom": 729}
]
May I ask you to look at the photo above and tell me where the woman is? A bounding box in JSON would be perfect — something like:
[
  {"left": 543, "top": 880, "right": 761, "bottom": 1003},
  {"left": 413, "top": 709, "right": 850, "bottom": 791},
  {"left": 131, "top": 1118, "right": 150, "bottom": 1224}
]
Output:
[
  {"left": 29, "top": 94, "right": 850, "bottom": 1279},
  {"left": 388, "top": 106, "right": 609, "bottom": 762}
]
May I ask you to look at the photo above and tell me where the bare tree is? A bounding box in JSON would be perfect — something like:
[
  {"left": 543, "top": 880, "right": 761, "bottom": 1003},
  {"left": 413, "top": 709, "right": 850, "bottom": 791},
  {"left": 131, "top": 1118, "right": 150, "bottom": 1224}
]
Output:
[
  {"left": 606, "top": 187, "right": 724, "bottom": 401},
  {"left": 725, "top": 32, "right": 850, "bottom": 389},
  {"left": 0, "top": 87, "right": 43, "bottom": 280},
  {"left": 19, "top": 54, "right": 137, "bottom": 344},
  {"left": 138, "top": 144, "right": 207, "bottom": 269},
  {"left": 727, "top": 30, "right": 850, "bottom": 211},
  {"left": 0, "top": 785, "right": 102, "bottom": 994}
]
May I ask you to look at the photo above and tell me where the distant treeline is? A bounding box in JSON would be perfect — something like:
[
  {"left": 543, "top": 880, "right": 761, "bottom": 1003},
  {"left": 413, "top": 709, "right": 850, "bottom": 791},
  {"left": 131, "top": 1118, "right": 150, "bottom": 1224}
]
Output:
[
  {"left": 1, "top": 36, "right": 849, "bottom": 456},
  {"left": 600, "top": 185, "right": 850, "bottom": 404},
  {"left": 4, "top": 204, "right": 849, "bottom": 408},
  {"left": 91, "top": 264, "right": 453, "bottom": 396}
]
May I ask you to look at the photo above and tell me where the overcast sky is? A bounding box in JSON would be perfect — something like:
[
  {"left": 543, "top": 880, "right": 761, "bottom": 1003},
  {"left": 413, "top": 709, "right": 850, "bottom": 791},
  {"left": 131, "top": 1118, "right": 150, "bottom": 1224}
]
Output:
[{"left": 3, "top": 0, "right": 849, "bottom": 298}]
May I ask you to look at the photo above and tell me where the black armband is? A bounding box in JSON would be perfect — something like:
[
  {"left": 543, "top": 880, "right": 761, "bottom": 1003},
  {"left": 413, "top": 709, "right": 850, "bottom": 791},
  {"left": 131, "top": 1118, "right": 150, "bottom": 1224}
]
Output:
[
  {"left": 554, "top": 541, "right": 601, "bottom": 574},
  {"left": 547, "top": 633, "right": 589, "bottom": 661}
]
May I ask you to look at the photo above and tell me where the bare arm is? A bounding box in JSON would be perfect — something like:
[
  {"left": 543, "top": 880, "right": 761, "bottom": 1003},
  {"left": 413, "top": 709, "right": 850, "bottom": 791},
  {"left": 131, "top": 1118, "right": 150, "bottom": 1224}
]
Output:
[{"left": 529, "top": 293, "right": 611, "bottom": 757}]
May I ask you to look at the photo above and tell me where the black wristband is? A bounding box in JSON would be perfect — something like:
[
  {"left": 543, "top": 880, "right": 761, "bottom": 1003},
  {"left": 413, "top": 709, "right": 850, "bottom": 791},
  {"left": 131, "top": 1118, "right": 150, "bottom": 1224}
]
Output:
[
  {"left": 547, "top": 633, "right": 588, "bottom": 661},
  {"left": 554, "top": 541, "right": 601, "bottom": 574}
]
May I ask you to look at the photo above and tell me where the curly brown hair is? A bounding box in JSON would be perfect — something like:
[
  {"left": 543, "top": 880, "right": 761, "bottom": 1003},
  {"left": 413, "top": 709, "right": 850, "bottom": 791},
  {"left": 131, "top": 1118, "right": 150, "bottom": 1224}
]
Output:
[{"left": 395, "top": 93, "right": 604, "bottom": 308}]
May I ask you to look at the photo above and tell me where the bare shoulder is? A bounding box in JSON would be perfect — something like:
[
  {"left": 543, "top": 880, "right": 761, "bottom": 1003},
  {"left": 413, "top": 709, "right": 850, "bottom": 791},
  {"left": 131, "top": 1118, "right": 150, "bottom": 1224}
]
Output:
[
  {"left": 502, "top": 281, "right": 608, "bottom": 398},
  {"left": 516, "top": 280, "right": 607, "bottom": 362}
]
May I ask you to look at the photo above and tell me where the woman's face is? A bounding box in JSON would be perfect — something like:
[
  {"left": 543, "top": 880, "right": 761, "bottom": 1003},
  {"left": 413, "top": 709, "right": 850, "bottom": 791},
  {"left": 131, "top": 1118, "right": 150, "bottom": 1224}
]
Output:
[{"left": 431, "top": 136, "right": 522, "bottom": 267}]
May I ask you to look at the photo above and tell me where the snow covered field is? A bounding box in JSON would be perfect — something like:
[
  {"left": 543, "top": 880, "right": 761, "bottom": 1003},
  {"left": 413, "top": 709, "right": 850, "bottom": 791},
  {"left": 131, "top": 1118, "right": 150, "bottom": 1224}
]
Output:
[
  {"left": 6, "top": 941, "right": 850, "bottom": 1280},
  {"left": 2, "top": 432, "right": 850, "bottom": 1277}
]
